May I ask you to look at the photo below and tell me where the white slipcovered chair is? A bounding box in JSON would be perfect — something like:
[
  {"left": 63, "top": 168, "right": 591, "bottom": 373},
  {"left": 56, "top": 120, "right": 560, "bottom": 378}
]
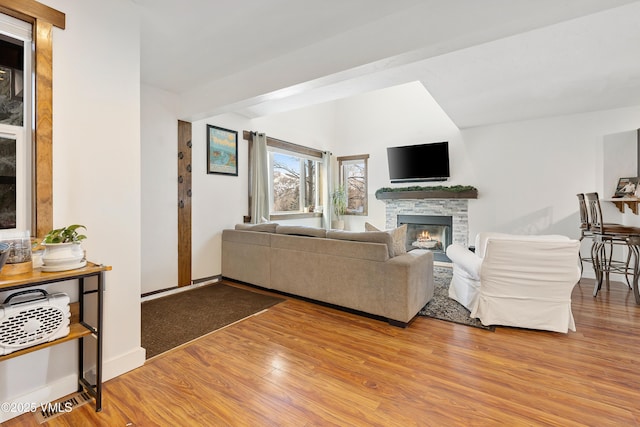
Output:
[{"left": 446, "top": 232, "right": 581, "bottom": 333}]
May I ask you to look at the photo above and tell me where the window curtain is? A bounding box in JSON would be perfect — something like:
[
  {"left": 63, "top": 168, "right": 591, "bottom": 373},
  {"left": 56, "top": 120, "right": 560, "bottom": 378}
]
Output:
[
  {"left": 322, "top": 151, "right": 333, "bottom": 229},
  {"left": 250, "top": 132, "right": 269, "bottom": 223}
]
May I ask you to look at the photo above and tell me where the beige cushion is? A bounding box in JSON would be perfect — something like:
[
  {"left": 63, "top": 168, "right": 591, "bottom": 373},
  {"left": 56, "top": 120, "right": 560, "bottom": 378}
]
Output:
[
  {"left": 235, "top": 223, "right": 278, "bottom": 233},
  {"left": 327, "top": 230, "right": 395, "bottom": 258},
  {"left": 365, "top": 222, "right": 407, "bottom": 257},
  {"left": 275, "top": 225, "right": 327, "bottom": 238}
]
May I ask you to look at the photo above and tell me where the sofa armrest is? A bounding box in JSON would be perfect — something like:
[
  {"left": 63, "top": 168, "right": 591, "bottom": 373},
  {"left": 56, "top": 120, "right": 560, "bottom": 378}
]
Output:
[
  {"left": 382, "top": 249, "right": 434, "bottom": 323},
  {"left": 446, "top": 243, "right": 482, "bottom": 280}
]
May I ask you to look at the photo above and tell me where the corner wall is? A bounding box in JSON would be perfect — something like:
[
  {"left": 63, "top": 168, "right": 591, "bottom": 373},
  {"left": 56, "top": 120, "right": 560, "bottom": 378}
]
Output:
[{"left": 0, "top": 0, "right": 145, "bottom": 422}]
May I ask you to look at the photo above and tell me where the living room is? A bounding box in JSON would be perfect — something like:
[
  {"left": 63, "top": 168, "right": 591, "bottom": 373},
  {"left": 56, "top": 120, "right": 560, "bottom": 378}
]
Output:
[{"left": 2, "top": 0, "right": 640, "bottom": 424}]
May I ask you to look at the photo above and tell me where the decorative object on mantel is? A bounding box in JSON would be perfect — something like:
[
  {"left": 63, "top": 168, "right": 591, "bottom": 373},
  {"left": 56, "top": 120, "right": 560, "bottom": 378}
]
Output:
[
  {"left": 375, "top": 185, "right": 478, "bottom": 200},
  {"left": 613, "top": 177, "right": 639, "bottom": 198},
  {"left": 610, "top": 177, "right": 640, "bottom": 214},
  {"left": 40, "top": 224, "right": 87, "bottom": 272}
]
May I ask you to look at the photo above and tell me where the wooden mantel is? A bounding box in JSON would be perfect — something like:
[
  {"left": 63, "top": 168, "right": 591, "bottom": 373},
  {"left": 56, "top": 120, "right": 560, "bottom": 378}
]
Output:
[{"left": 375, "top": 189, "right": 478, "bottom": 200}]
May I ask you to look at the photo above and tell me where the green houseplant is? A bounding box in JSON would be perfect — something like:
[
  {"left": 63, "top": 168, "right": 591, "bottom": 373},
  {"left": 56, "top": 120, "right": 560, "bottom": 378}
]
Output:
[
  {"left": 331, "top": 185, "right": 347, "bottom": 230},
  {"left": 42, "top": 224, "right": 87, "bottom": 244},
  {"left": 40, "top": 224, "right": 87, "bottom": 271}
]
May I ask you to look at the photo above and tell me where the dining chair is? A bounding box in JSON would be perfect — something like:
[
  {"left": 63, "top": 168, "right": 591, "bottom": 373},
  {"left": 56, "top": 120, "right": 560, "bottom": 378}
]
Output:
[
  {"left": 576, "top": 193, "right": 593, "bottom": 275},
  {"left": 584, "top": 192, "right": 640, "bottom": 296}
]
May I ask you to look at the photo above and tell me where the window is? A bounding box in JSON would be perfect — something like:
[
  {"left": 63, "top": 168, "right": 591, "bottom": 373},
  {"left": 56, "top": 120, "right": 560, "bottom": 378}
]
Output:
[
  {"left": 338, "top": 154, "right": 369, "bottom": 215},
  {"left": 0, "top": 16, "right": 32, "bottom": 231},
  {"left": 245, "top": 131, "right": 325, "bottom": 221},
  {"left": 269, "top": 149, "right": 321, "bottom": 214},
  {"left": 0, "top": 3, "right": 66, "bottom": 237}
]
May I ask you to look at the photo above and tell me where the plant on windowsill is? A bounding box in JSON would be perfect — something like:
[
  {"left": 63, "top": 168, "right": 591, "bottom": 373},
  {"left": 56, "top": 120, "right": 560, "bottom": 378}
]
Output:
[
  {"left": 331, "top": 185, "right": 347, "bottom": 230},
  {"left": 40, "top": 224, "right": 88, "bottom": 271}
]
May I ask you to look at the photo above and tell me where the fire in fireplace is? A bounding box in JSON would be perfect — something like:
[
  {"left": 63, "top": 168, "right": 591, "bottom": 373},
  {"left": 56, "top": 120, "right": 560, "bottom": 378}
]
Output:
[{"left": 397, "top": 214, "right": 453, "bottom": 262}]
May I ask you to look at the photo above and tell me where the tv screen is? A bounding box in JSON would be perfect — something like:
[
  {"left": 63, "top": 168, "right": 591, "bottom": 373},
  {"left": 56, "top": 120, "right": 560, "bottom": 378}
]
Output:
[{"left": 387, "top": 141, "right": 450, "bottom": 183}]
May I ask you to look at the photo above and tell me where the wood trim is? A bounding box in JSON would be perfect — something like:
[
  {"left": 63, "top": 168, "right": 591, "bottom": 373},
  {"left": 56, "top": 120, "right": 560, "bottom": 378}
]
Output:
[
  {"left": 34, "top": 19, "right": 53, "bottom": 237},
  {"left": 375, "top": 189, "right": 479, "bottom": 200},
  {"left": 177, "top": 120, "right": 192, "bottom": 287},
  {"left": 243, "top": 130, "right": 323, "bottom": 159},
  {"left": 0, "top": 0, "right": 65, "bottom": 29},
  {"left": 0, "top": 1, "right": 66, "bottom": 237},
  {"left": 243, "top": 130, "right": 325, "bottom": 223},
  {"left": 336, "top": 154, "right": 370, "bottom": 162}
]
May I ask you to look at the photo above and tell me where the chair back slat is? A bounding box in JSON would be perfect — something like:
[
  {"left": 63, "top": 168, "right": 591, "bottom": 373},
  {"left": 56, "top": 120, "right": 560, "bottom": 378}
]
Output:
[
  {"left": 584, "top": 192, "right": 603, "bottom": 232},
  {"left": 576, "top": 193, "right": 590, "bottom": 230}
]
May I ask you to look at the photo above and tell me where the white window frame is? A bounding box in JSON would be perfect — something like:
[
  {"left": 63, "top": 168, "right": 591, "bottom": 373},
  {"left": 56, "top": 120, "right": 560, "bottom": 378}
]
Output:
[
  {"left": 0, "top": 14, "right": 32, "bottom": 232},
  {"left": 337, "top": 154, "right": 369, "bottom": 216},
  {"left": 268, "top": 146, "right": 322, "bottom": 215}
]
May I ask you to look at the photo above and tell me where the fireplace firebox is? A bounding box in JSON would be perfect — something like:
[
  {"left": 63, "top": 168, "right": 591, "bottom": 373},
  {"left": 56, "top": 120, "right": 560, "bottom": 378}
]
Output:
[{"left": 397, "top": 214, "right": 453, "bottom": 262}]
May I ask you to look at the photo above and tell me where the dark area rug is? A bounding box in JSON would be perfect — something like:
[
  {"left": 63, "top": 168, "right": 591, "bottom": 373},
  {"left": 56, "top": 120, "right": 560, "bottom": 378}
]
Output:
[
  {"left": 142, "top": 283, "right": 284, "bottom": 358},
  {"left": 419, "top": 267, "right": 495, "bottom": 331}
]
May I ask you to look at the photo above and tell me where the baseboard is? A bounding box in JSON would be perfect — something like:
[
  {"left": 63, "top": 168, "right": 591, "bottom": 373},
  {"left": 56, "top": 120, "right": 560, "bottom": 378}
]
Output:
[
  {"left": 103, "top": 346, "right": 146, "bottom": 381},
  {"left": 142, "top": 277, "right": 221, "bottom": 302},
  {"left": 0, "top": 374, "right": 78, "bottom": 423}
]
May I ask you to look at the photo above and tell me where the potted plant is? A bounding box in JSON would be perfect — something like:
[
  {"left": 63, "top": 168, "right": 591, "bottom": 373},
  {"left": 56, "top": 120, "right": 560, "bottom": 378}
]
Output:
[
  {"left": 331, "top": 185, "right": 347, "bottom": 230},
  {"left": 40, "top": 224, "right": 87, "bottom": 270}
]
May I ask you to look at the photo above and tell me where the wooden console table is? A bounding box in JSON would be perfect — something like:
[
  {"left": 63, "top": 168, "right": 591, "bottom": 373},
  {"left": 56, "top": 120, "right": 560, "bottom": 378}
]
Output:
[{"left": 0, "top": 262, "right": 111, "bottom": 412}]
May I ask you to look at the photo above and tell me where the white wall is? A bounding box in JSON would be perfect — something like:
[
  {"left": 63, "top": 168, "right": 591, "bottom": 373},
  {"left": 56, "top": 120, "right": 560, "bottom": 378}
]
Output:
[
  {"left": 190, "top": 113, "right": 250, "bottom": 282},
  {"left": 462, "top": 108, "right": 640, "bottom": 239},
  {"left": 0, "top": 1, "right": 145, "bottom": 422},
  {"left": 604, "top": 129, "right": 640, "bottom": 228},
  {"left": 141, "top": 84, "right": 179, "bottom": 293}
]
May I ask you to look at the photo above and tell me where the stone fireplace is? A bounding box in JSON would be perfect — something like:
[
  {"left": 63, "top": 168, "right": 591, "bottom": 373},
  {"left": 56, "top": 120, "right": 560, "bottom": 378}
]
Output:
[{"left": 381, "top": 192, "right": 473, "bottom": 263}]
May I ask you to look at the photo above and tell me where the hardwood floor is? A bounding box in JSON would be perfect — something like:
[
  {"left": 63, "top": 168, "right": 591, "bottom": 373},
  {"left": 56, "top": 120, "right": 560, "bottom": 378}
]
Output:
[{"left": 5, "top": 277, "right": 640, "bottom": 426}]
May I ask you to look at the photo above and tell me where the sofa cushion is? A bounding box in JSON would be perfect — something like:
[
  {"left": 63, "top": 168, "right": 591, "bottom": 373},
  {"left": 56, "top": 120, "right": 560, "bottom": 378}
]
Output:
[
  {"left": 327, "top": 230, "right": 396, "bottom": 258},
  {"left": 364, "top": 222, "right": 407, "bottom": 257},
  {"left": 222, "top": 229, "right": 272, "bottom": 246},
  {"left": 235, "top": 223, "right": 278, "bottom": 233},
  {"left": 276, "top": 225, "right": 327, "bottom": 238},
  {"left": 271, "top": 233, "right": 389, "bottom": 262}
]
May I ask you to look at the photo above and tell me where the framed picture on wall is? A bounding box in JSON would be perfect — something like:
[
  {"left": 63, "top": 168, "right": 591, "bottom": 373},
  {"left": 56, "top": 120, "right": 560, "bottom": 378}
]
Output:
[
  {"left": 207, "top": 124, "right": 238, "bottom": 176},
  {"left": 614, "top": 177, "right": 639, "bottom": 197}
]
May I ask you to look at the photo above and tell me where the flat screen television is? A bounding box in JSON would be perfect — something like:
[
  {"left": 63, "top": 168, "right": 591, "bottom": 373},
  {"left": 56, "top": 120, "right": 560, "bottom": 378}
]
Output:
[{"left": 387, "top": 141, "right": 450, "bottom": 183}]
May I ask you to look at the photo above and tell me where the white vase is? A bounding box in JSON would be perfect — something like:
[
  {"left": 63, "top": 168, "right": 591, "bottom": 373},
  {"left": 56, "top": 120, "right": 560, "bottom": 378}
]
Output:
[{"left": 42, "top": 242, "right": 85, "bottom": 266}]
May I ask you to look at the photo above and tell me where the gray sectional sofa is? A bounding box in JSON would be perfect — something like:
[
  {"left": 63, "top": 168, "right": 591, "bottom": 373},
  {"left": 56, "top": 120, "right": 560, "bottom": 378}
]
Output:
[{"left": 221, "top": 223, "right": 434, "bottom": 326}]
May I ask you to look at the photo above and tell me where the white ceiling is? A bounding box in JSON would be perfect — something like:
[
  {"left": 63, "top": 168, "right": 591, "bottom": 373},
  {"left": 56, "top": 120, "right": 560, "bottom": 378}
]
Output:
[{"left": 133, "top": 0, "right": 640, "bottom": 128}]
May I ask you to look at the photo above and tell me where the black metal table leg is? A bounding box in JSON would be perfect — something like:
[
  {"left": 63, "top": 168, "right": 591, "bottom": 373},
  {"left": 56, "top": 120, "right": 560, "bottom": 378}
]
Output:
[{"left": 592, "top": 236, "right": 605, "bottom": 297}]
